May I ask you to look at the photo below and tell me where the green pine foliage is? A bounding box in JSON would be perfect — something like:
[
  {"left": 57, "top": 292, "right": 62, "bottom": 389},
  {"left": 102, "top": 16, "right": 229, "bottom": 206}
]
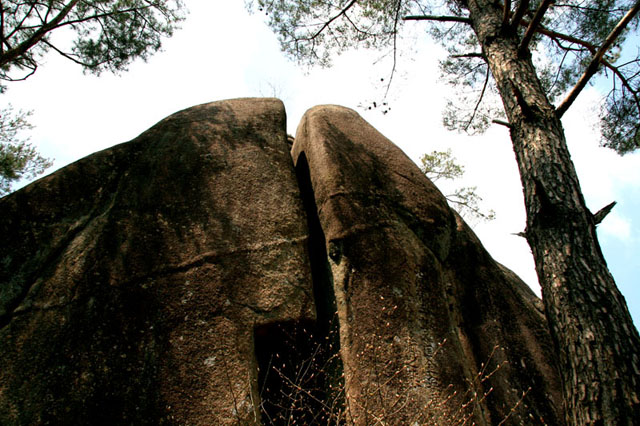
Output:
[
  {"left": 0, "top": 106, "right": 51, "bottom": 196},
  {"left": 0, "top": 0, "right": 185, "bottom": 83},
  {"left": 420, "top": 149, "right": 495, "bottom": 222},
  {"left": 247, "top": 0, "right": 640, "bottom": 154},
  {"left": 0, "top": 0, "right": 185, "bottom": 195}
]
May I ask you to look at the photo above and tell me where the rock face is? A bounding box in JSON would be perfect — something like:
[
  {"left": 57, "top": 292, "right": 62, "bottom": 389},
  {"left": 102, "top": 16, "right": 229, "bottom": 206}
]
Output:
[
  {"left": 292, "top": 105, "right": 563, "bottom": 424},
  {"left": 0, "top": 99, "right": 315, "bottom": 424},
  {"left": 0, "top": 98, "right": 563, "bottom": 424}
]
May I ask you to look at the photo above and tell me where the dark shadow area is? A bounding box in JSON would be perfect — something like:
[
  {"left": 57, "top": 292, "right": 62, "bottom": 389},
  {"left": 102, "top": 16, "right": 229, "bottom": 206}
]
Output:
[
  {"left": 253, "top": 153, "right": 345, "bottom": 425},
  {"left": 255, "top": 320, "right": 343, "bottom": 424},
  {"left": 295, "top": 153, "right": 338, "bottom": 336}
]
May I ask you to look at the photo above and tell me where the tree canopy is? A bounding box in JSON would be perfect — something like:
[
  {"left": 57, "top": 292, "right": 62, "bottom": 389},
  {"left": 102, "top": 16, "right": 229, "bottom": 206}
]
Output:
[
  {"left": 249, "top": 0, "right": 640, "bottom": 154},
  {"left": 0, "top": 0, "right": 185, "bottom": 85},
  {"left": 0, "top": 0, "right": 185, "bottom": 195}
]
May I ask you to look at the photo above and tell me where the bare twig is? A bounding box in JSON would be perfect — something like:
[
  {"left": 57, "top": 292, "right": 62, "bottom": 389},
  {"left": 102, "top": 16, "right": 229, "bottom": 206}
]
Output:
[
  {"left": 493, "top": 118, "right": 512, "bottom": 128},
  {"left": 384, "top": 0, "right": 403, "bottom": 98},
  {"left": 464, "top": 66, "right": 491, "bottom": 131}
]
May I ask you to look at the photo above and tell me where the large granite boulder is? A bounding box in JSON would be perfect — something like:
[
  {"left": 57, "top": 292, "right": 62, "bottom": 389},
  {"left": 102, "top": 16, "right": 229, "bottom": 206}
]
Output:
[
  {"left": 0, "top": 98, "right": 315, "bottom": 424},
  {"left": 291, "top": 105, "right": 563, "bottom": 425},
  {"left": 0, "top": 99, "right": 563, "bottom": 424}
]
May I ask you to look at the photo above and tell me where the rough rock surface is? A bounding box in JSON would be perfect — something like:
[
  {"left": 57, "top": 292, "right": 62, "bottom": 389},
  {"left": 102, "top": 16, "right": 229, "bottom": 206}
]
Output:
[
  {"left": 292, "top": 105, "right": 563, "bottom": 424},
  {"left": 0, "top": 98, "right": 314, "bottom": 424},
  {"left": 0, "top": 99, "right": 563, "bottom": 424}
]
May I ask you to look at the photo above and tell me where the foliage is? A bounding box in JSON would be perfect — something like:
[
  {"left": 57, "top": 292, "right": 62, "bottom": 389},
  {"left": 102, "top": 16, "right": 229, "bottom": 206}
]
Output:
[
  {"left": 0, "top": 105, "right": 51, "bottom": 196},
  {"left": 0, "top": 0, "right": 186, "bottom": 85},
  {"left": 247, "top": 0, "right": 640, "bottom": 154},
  {"left": 0, "top": 0, "right": 185, "bottom": 195},
  {"left": 420, "top": 149, "right": 495, "bottom": 222}
]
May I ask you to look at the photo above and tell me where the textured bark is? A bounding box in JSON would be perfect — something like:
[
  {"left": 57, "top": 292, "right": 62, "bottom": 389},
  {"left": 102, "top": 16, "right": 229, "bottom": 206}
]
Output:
[{"left": 466, "top": 0, "right": 640, "bottom": 423}]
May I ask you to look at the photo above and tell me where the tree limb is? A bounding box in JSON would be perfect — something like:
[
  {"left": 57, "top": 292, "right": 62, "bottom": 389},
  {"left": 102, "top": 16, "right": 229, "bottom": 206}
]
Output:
[
  {"left": 517, "top": 17, "right": 597, "bottom": 53},
  {"left": 0, "top": 0, "right": 80, "bottom": 68},
  {"left": 4, "top": 2, "right": 38, "bottom": 42},
  {"left": 556, "top": 0, "right": 640, "bottom": 117},
  {"left": 601, "top": 57, "right": 640, "bottom": 109},
  {"left": 518, "top": 0, "right": 555, "bottom": 55},
  {"left": 509, "top": 0, "right": 531, "bottom": 31},
  {"left": 403, "top": 15, "right": 472, "bottom": 24},
  {"left": 451, "top": 52, "right": 486, "bottom": 59},
  {"left": 465, "top": 66, "right": 490, "bottom": 131},
  {"left": 42, "top": 39, "right": 95, "bottom": 68},
  {"left": 503, "top": 0, "right": 512, "bottom": 28},
  {"left": 302, "top": 0, "right": 358, "bottom": 41},
  {"left": 493, "top": 119, "right": 512, "bottom": 128},
  {"left": 384, "top": 0, "right": 402, "bottom": 98}
]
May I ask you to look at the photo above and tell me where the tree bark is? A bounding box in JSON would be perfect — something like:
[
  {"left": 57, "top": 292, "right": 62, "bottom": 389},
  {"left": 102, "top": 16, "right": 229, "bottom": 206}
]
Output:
[{"left": 465, "top": 0, "right": 640, "bottom": 423}]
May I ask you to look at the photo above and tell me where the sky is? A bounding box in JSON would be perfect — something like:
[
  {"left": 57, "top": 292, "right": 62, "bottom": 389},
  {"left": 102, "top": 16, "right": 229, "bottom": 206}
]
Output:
[{"left": 3, "top": 0, "right": 639, "bottom": 324}]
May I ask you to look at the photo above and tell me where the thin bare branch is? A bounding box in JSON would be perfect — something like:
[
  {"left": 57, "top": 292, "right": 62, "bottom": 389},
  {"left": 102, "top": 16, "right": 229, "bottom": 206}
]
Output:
[
  {"left": 302, "top": 0, "right": 358, "bottom": 41},
  {"left": 557, "top": 0, "right": 640, "bottom": 117},
  {"left": 465, "top": 66, "right": 491, "bottom": 131},
  {"left": 384, "top": 0, "right": 403, "bottom": 98},
  {"left": 519, "top": 0, "right": 555, "bottom": 54},
  {"left": 42, "top": 39, "right": 94, "bottom": 67},
  {"left": 601, "top": 57, "right": 640, "bottom": 113}
]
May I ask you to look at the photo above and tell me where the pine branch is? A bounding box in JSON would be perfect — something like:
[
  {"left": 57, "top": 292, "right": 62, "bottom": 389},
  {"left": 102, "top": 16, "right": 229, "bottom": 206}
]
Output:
[
  {"left": 464, "top": 66, "right": 491, "bottom": 131},
  {"left": 601, "top": 57, "right": 640, "bottom": 111},
  {"left": 302, "top": 0, "right": 358, "bottom": 41},
  {"left": 503, "top": 0, "right": 512, "bottom": 28},
  {"left": 518, "top": 0, "right": 555, "bottom": 55},
  {"left": 593, "top": 201, "right": 616, "bottom": 225},
  {"left": 403, "top": 15, "right": 472, "bottom": 24},
  {"left": 42, "top": 39, "right": 94, "bottom": 68},
  {"left": 0, "top": 0, "right": 80, "bottom": 68},
  {"left": 509, "top": 0, "right": 531, "bottom": 31},
  {"left": 556, "top": 0, "right": 640, "bottom": 117},
  {"left": 493, "top": 119, "right": 512, "bottom": 128},
  {"left": 451, "top": 52, "right": 486, "bottom": 59}
]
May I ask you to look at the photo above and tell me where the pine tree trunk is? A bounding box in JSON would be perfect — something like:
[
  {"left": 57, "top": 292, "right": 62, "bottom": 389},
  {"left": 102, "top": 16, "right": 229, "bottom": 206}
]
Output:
[{"left": 465, "top": 0, "right": 640, "bottom": 423}]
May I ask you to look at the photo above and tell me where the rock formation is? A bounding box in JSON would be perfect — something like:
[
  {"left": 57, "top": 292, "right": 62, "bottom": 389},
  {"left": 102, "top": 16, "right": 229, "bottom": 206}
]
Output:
[{"left": 0, "top": 98, "right": 563, "bottom": 424}]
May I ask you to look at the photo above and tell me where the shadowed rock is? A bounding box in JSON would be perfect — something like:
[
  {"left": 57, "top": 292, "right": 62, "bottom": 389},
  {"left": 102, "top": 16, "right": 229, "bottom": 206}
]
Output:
[
  {"left": 0, "top": 98, "right": 314, "bottom": 424},
  {"left": 1, "top": 99, "right": 563, "bottom": 425}
]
